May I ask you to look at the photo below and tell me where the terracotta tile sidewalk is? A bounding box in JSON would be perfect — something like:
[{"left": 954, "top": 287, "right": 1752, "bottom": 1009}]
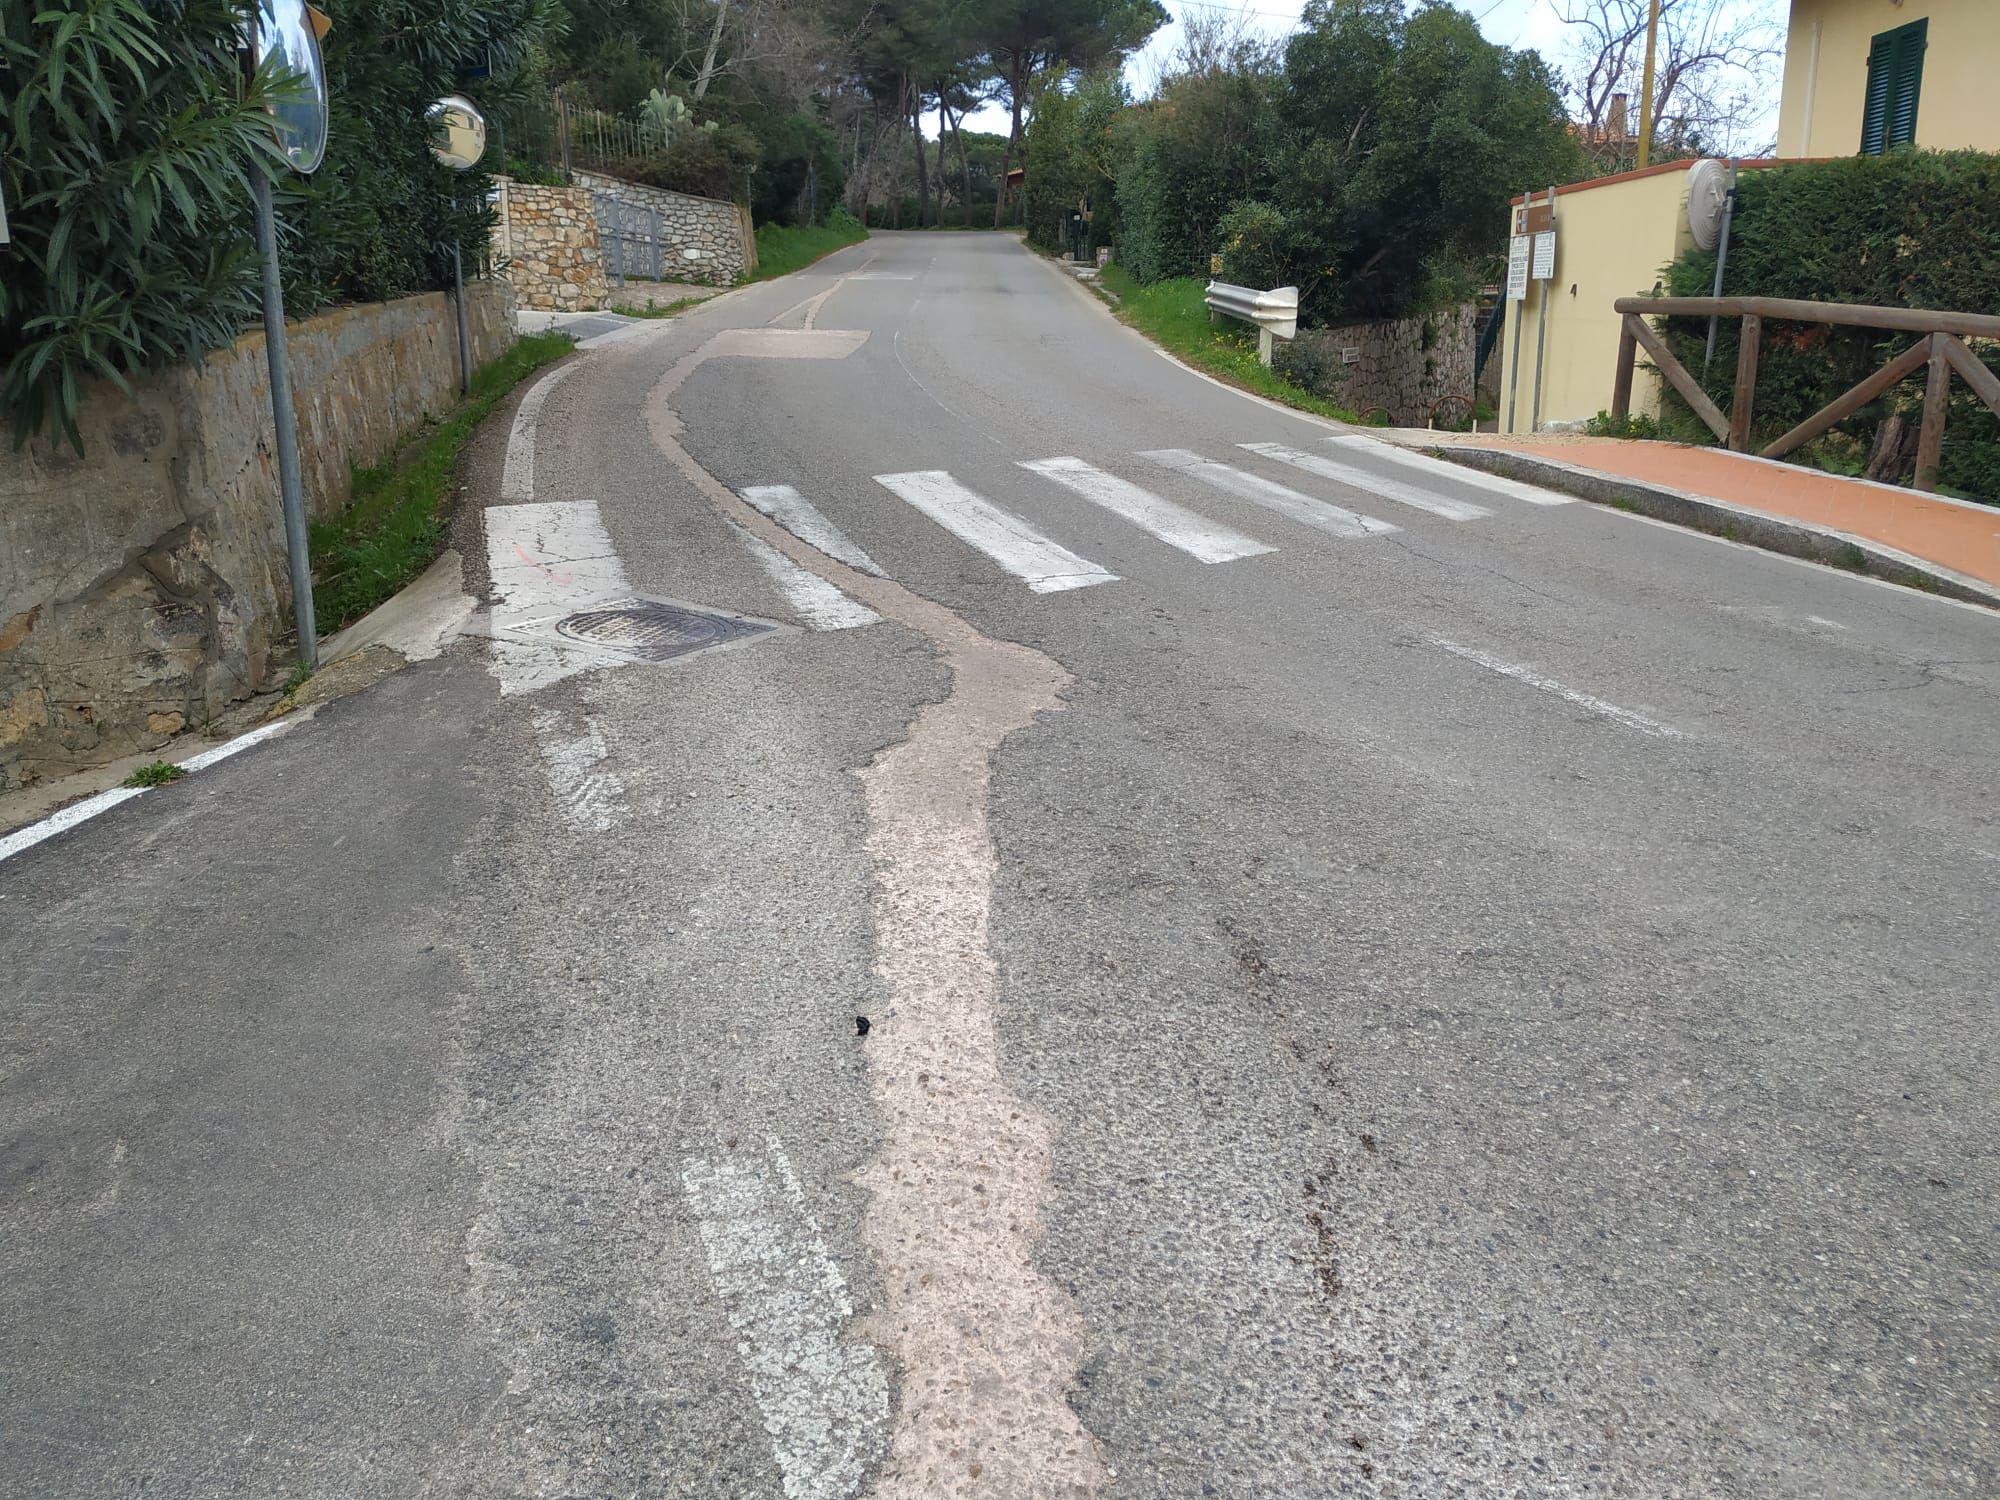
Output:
[{"left": 1465, "top": 436, "right": 2000, "bottom": 591}]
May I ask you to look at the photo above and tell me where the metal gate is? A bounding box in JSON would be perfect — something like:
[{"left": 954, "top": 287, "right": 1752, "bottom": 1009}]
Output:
[{"left": 592, "top": 193, "right": 666, "bottom": 286}]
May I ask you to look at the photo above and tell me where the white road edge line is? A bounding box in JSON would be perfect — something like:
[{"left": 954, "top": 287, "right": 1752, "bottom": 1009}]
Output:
[
  {"left": 1020, "top": 457, "right": 1274, "bottom": 563},
  {"left": 1138, "top": 449, "right": 1399, "bottom": 540},
  {"left": 1330, "top": 436, "right": 1577, "bottom": 507},
  {"left": 682, "top": 1140, "right": 889, "bottom": 1500},
  {"left": 0, "top": 714, "right": 308, "bottom": 866},
  {"left": 1239, "top": 442, "right": 1492, "bottom": 522},
  {"left": 739, "top": 485, "right": 886, "bottom": 576},
  {"left": 733, "top": 525, "right": 881, "bottom": 630},
  {"left": 873, "top": 470, "right": 1118, "bottom": 593},
  {"left": 1433, "top": 638, "right": 1684, "bottom": 738},
  {"left": 499, "top": 360, "right": 580, "bottom": 503}
]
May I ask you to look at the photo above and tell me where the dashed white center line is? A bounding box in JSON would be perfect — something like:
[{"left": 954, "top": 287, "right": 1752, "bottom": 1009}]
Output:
[
  {"left": 683, "top": 1142, "right": 889, "bottom": 1500},
  {"left": 1433, "top": 638, "right": 1685, "bottom": 738},
  {"left": 530, "top": 708, "right": 628, "bottom": 831}
]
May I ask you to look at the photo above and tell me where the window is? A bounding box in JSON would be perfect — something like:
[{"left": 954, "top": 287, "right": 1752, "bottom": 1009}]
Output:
[{"left": 1860, "top": 18, "right": 1927, "bottom": 154}]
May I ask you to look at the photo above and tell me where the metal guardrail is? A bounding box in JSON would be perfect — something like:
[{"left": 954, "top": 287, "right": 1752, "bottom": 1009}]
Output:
[
  {"left": 1205, "top": 282, "right": 1299, "bottom": 366},
  {"left": 1611, "top": 294, "right": 2000, "bottom": 491}
]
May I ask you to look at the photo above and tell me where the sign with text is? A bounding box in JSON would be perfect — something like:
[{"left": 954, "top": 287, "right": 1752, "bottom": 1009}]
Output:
[
  {"left": 1506, "top": 234, "right": 1531, "bottom": 300},
  {"left": 1531, "top": 229, "right": 1557, "bottom": 281}
]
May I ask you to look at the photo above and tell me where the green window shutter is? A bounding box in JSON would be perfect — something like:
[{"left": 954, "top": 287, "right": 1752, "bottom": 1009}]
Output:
[{"left": 1861, "top": 19, "right": 1927, "bottom": 154}]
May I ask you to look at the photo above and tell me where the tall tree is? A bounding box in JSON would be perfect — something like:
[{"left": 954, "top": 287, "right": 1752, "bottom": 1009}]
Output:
[{"left": 987, "top": 0, "right": 1166, "bottom": 226}]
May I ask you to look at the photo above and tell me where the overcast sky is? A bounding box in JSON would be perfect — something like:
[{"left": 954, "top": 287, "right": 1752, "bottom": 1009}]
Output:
[{"left": 955, "top": 0, "right": 1788, "bottom": 144}]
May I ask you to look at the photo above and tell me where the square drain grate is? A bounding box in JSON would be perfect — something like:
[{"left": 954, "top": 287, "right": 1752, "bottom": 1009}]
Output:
[{"left": 551, "top": 596, "right": 775, "bottom": 663}]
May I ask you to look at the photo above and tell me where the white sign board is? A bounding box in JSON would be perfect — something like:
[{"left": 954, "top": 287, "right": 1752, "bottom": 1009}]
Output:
[
  {"left": 1506, "top": 235, "right": 1531, "bottom": 301},
  {"left": 1531, "top": 230, "right": 1557, "bottom": 281}
]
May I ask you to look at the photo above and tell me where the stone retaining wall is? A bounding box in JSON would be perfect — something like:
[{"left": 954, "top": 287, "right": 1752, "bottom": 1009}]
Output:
[
  {"left": 575, "top": 171, "right": 755, "bottom": 287},
  {"left": 1275, "top": 303, "right": 1482, "bottom": 427},
  {"left": 0, "top": 282, "right": 513, "bottom": 789},
  {"left": 493, "top": 179, "right": 609, "bottom": 311}
]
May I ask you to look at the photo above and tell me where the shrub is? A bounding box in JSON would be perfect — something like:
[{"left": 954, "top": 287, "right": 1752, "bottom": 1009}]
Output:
[
  {"left": 0, "top": 0, "right": 278, "bottom": 451},
  {"left": 0, "top": 0, "right": 555, "bottom": 452},
  {"left": 624, "top": 123, "right": 762, "bottom": 202}
]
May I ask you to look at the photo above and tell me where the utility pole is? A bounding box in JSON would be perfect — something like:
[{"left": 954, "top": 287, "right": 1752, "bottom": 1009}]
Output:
[{"left": 1635, "top": 0, "right": 1662, "bottom": 169}]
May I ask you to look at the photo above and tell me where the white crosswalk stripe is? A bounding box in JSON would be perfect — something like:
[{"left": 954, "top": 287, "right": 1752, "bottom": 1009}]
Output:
[
  {"left": 1239, "top": 442, "right": 1493, "bottom": 521},
  {"left": 874, "top": 470, "right": 1119, "bottom": 593},
  {"left": 1137, "top": 449, "right": 1399, "bottom": 540},
  {"left": 1326, "top": 435, "right": 1575, "bottom": 505},
  {"left": 1019, "top": 457, "right": 1273, "bottom": 564},
  {"left": 733, "top": 525, "right": 880, "bottom": 630},
  {"left": 740, "top": 484, "right": 887, "bottom": 575}
]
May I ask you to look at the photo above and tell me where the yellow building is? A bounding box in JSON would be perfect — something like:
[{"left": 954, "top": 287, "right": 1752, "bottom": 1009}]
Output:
[
  {"left": 1778, "top": 0, "right": 2000, "bottom": 158},
  {"left": 1497, "top": 161, "right": 1788, "bottom": 434},
  {"left": 1499, "top": 0, "right": 1999, "bottom": 434}
]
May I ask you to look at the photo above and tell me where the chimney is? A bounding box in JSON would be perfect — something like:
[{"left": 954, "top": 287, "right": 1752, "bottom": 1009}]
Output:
[{"left": 1608, "top": 92, "right": 1628, "bottom": 142}]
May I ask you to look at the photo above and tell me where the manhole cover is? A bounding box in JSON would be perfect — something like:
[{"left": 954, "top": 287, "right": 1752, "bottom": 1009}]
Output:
[{"left": 552, "top": 597, "right": 775, "bottom": 662}]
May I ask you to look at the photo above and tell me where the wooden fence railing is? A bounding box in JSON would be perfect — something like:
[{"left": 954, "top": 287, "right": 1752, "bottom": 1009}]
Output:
[{"left": 1611, "top": 296, "right": 2000, "bottom": 492}]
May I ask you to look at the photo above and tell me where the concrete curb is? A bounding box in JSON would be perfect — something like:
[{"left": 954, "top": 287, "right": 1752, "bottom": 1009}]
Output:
[{"left": 1431, "top": 444, "right": 2000, "bottom": 612}]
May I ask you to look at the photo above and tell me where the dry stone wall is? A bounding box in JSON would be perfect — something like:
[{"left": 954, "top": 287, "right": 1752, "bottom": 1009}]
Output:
[
  {"left": 1275, "top": 303, "right": 1483, "bottom": 427},
  {"left": 575, "top": 171, "right": 755, "bottom": 287},
  {"left": 0, "top": 282, "right": 512, "bottom": 790},
  {"left": 493, "top": 179, "right": 609, "bottom": 311}
]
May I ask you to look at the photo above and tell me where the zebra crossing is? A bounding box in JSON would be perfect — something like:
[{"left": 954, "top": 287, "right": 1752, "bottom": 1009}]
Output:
[{"left": 734, "top": 436, "right": 1572, "bottom": 627}]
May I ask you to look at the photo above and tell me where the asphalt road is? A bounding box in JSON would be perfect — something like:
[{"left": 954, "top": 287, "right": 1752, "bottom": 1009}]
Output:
[{"left": 3, "top": 231, "right": 1996, "bottom": 1500}]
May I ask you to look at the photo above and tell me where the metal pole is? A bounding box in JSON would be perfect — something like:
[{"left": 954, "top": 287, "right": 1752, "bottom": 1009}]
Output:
[
  {"left": 1505, "top": 191, "right": 1527, "bottom": 434},
  {"left": 1530, "top": 185, "right": 1554, "bottom": 434},
  {"left": 452, "top": 241, "right": 472, "bottom": 394},
  {"left": 1703, "top": 158, "right": 1739, "bottom": 374},
  {"left": 251, "top": 168, "right": 317, "bottom": 671},
  {"left": 1636, "top": 0, "right": 1662, "bottom": 169}
]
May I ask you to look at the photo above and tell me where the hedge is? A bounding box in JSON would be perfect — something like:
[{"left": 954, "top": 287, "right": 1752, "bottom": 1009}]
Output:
[{"left": 1659, "top": 150, "right": 2000, "bottom": 499}]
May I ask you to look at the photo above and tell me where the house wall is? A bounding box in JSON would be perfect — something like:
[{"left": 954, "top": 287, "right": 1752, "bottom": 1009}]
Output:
[
  {"left": 1497, "top": 164, "right": 1698, "bottom": 434},
  {"left": 1778, "top": 0, "right": 2000, "bottom": 157},
  {"left": 0, "top": 282, "right": 514, "bottom": 789}
]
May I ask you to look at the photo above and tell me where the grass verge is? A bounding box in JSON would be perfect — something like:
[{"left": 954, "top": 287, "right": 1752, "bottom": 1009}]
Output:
[
  {"left": 1094, "top": 265, "right": 1357, "bottom": 423},
  {"left": 310, "top": 331, "right": 575, "bottom": 634},
  {"left": 747, "top": 210, "right": 869, "bottom": 283}
]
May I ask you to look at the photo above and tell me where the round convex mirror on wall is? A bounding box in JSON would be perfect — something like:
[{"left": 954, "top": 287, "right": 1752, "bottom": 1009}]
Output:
[
  {"left": 247, "top": 0, "right": 330, "bottom": 174},
  {"left": 427, "top": 95, "right": 488, "bottom": 172}
]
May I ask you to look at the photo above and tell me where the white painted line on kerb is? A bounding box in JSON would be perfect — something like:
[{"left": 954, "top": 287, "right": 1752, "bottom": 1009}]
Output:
[
  {"left": 1138, "top": 449, "right": 1399, "bottom": 541},
  {"left": 683, "top": 1142, "right": 889, "bottom": 1500},
  {"left": 1239, "top": 442, "right": 1493, "bottom": 522},
  {"left": 739, "top": 485, "right": 885, "bottom": 576},
  {"left": 499, "top": 361, "right": 578, "bottom": 502},
  {"left": 531, "top": 708, "right": 628, "bottom": 832},
  {"left": 0, "top": 714, "right": 306, "bottom": 866},
  {"left": 1020, "top": 456, "right": 1274, "bottom": 563},
  {"left": 734, "top": 526, "right": 881, "bottom": 630},
  {"left": 1433, "top": 638, "right": 1684, "bottom": 738},
  {"left": 1329, "top": 436, "right": 1576, "bottom": 506},
  {"left": 873, "top": 470, "right": 1118, "bottom": 593}
]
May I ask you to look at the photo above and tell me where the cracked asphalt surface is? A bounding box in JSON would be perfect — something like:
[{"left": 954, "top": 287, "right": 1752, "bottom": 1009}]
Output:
[{"left": 2, "top": 231, "right": 1996, "bottom": 1498}]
